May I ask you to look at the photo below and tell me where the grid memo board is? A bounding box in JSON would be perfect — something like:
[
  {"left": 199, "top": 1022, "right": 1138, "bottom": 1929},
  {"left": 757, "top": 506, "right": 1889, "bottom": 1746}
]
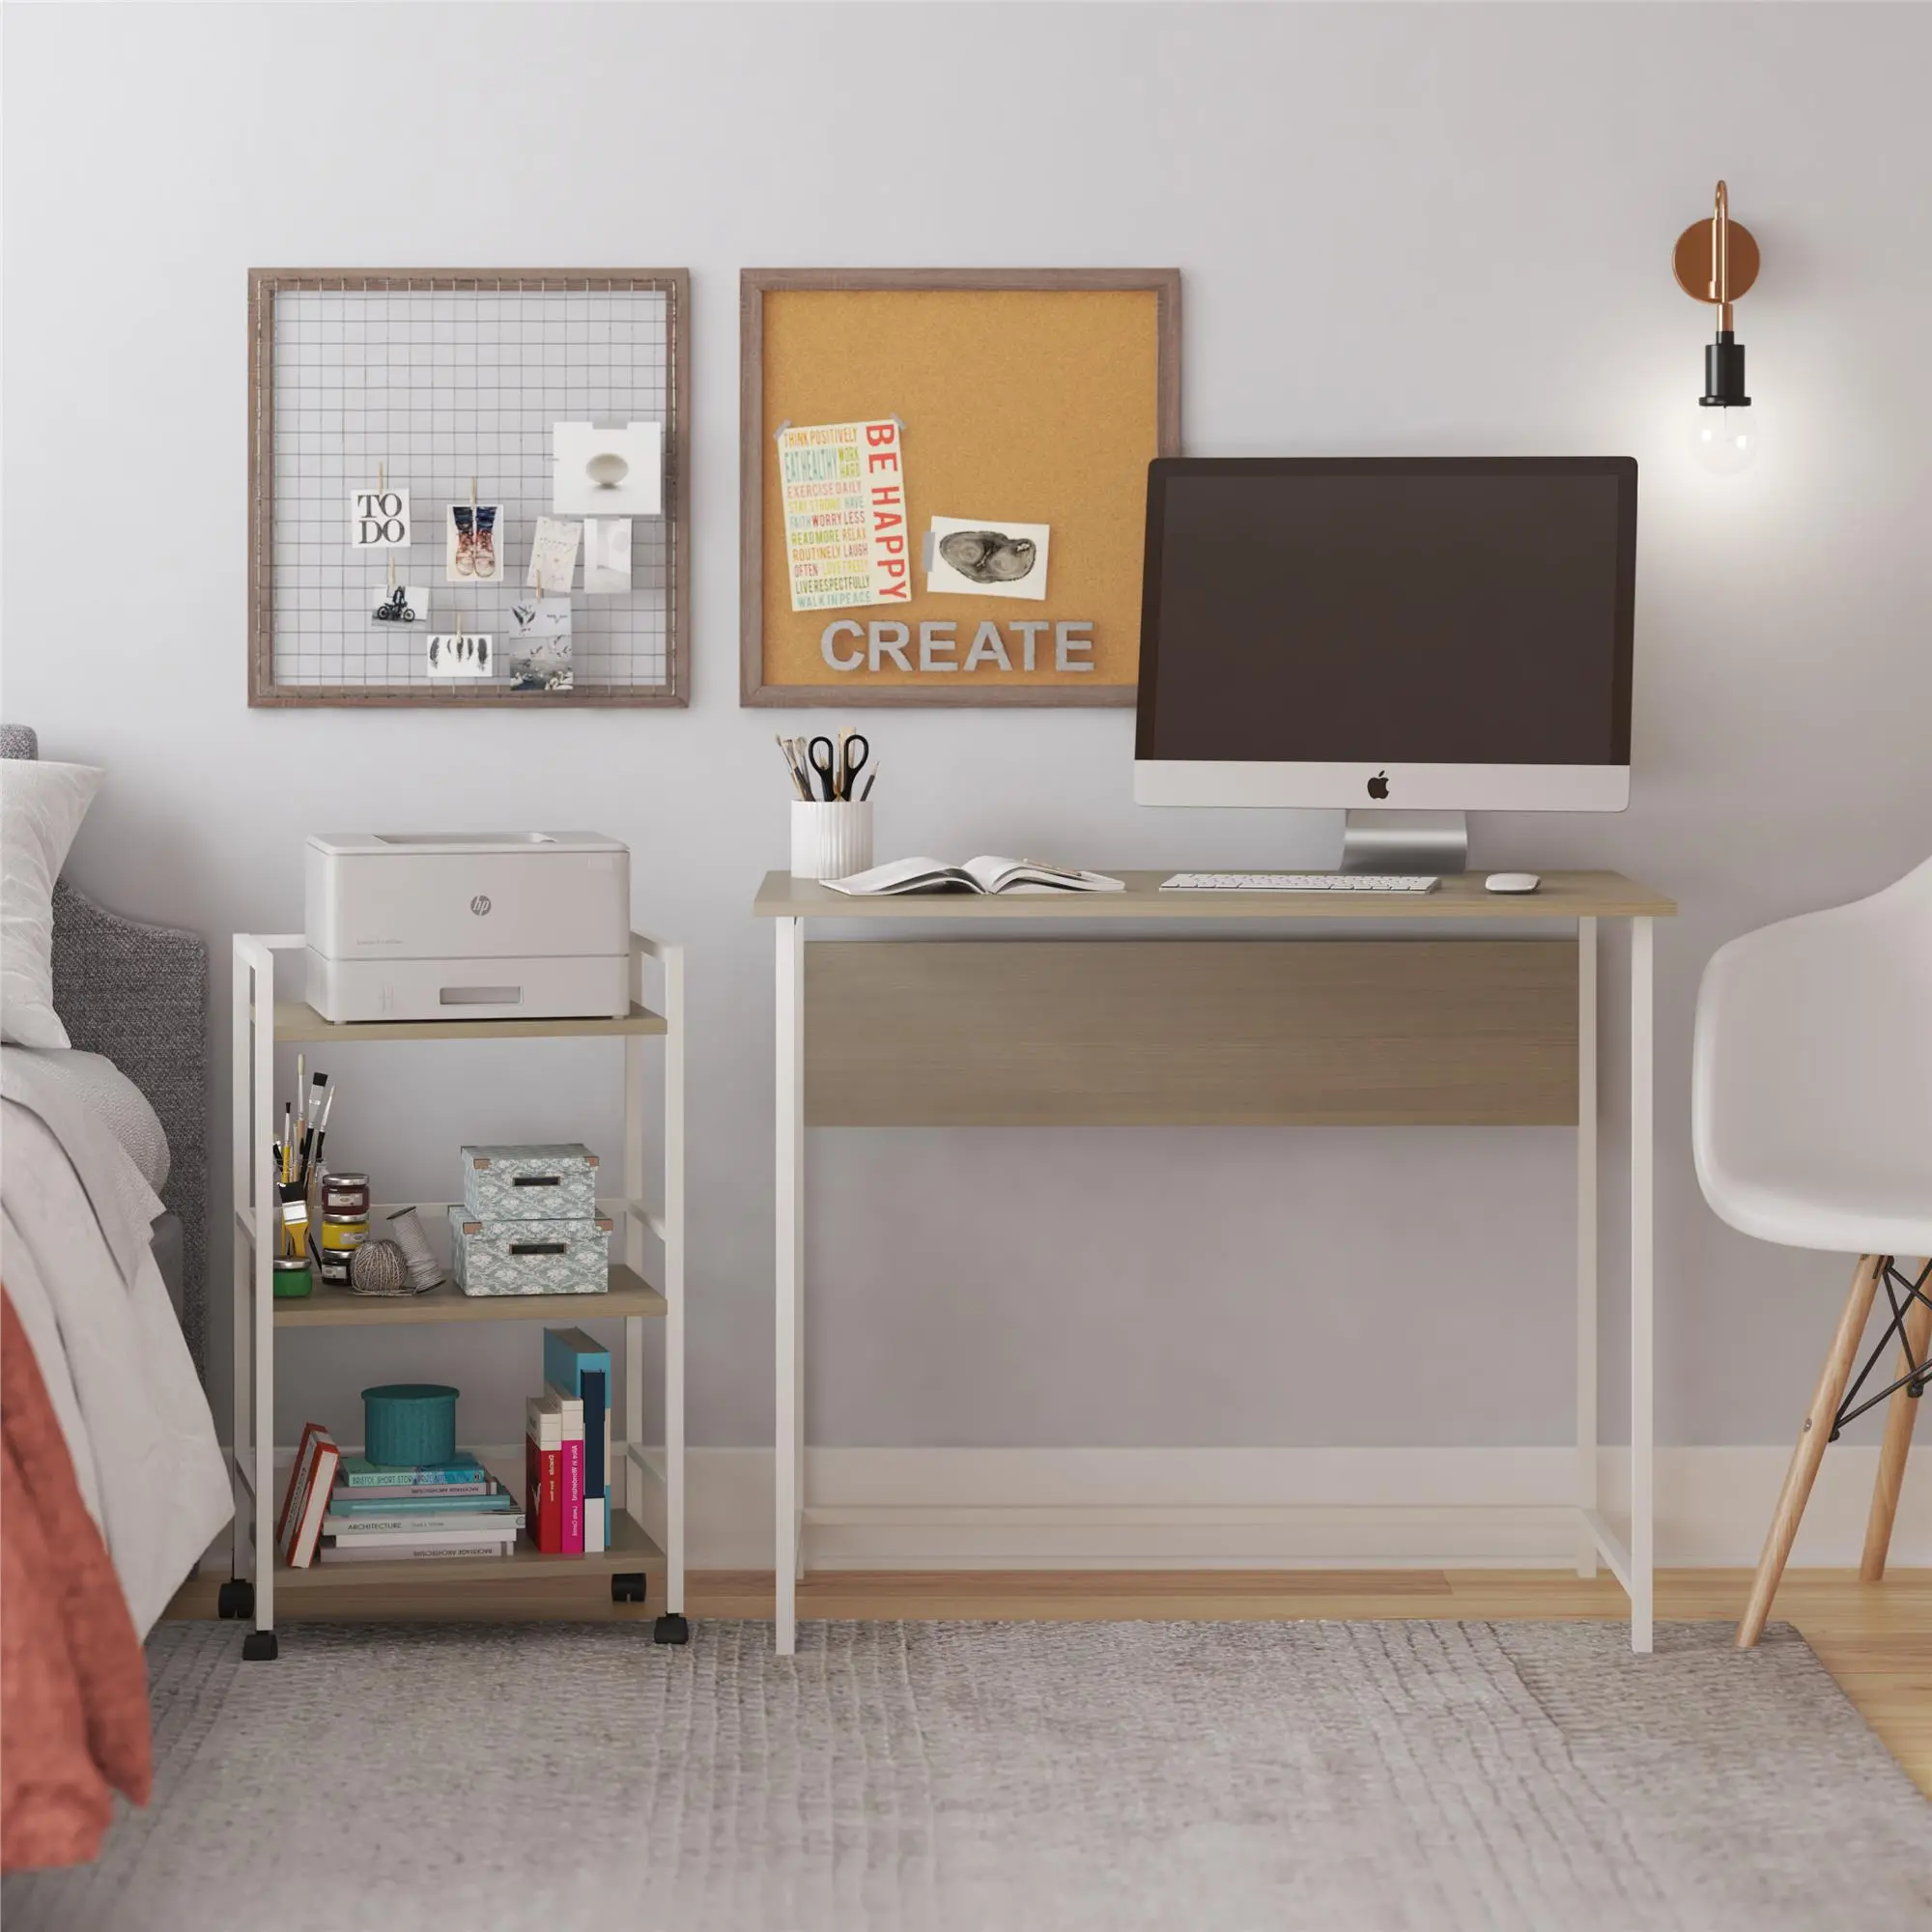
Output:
[{"left": 248, "top": 270, "right": 690, "bottom": 706}]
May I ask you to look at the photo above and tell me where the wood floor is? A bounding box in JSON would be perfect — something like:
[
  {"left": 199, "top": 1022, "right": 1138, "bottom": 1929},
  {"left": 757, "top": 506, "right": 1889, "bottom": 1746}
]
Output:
[{"left": 167, "top": 1566, "right": 1932, "bottom": 1797}]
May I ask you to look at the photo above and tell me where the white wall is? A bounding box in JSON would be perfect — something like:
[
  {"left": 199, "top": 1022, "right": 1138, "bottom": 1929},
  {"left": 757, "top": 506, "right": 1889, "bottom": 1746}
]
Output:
[{"left": 5, "top": 3, "right": 1928, "bottom": 1463}]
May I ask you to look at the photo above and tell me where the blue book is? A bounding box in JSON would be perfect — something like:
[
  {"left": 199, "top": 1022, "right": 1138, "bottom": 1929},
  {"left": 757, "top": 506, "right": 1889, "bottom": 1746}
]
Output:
[
  {"left": 338, "top": 1452, "right": 491, "bottom": 1489},
  {"left": 544, "top": 1327, "right": 611, "bottom": 1520},
  {"left": 328, "top": 1490, "right": 514, "bottom": 1516}
]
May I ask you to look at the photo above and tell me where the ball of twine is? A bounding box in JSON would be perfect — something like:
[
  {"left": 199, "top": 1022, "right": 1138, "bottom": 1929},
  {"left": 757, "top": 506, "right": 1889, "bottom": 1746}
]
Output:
[{"left": 350, "top": 1238, "right": 412, "bottom": 1296}]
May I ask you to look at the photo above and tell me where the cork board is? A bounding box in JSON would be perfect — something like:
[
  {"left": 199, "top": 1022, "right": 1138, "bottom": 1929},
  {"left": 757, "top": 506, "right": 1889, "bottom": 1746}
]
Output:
[{"left": 741, "top": 269, "right": 1180, "bottom": 707}]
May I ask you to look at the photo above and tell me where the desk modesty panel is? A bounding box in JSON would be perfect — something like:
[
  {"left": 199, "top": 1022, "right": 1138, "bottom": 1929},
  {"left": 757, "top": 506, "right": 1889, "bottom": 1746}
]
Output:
[{"left": 804, "top": 938, "right": 1578, "bottom": 1126}]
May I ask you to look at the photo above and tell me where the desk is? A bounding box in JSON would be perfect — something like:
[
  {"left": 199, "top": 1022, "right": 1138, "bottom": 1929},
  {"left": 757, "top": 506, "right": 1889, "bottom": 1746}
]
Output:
[{"left": 754, "top": 869, "right": 1675, "bottom": 1655}]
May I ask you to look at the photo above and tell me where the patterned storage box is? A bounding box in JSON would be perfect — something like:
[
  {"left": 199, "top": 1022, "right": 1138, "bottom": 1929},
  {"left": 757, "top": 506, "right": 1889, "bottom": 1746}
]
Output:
[
  {"left": 447, "top": 1208, "right": 612, "bottom": 1297},
  {"left": 461, "top": 1144, "right": 601, "bottom": 1222}
]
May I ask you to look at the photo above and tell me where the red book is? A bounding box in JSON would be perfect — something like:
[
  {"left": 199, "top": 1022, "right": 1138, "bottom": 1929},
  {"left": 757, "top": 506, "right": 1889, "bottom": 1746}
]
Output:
[
  {"left": 288, "top": 1439, "right": 340, "bottom": 1569},
  {"left": 552, "top": 1390, "right": 585, "bottom": 1557},
  {"left": 560, "top": 1435, "right": 584, "bottom": 1556},
  {"left": 276, "top": 1422, "right": 327, "bottom": 1559},
  {"left": 526, "top": 1396, "right": 564, "bottom": 1554}
]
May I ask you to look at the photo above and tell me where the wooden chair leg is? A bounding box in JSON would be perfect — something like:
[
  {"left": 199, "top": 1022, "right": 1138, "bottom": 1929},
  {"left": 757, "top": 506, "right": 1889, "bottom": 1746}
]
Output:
[
  {"left": 1861, "top": 1267, "right": 1930, "bottom": 1582},
  {"left": 1737, "top": 1254, "right": 1884, "bottom": 1648}
]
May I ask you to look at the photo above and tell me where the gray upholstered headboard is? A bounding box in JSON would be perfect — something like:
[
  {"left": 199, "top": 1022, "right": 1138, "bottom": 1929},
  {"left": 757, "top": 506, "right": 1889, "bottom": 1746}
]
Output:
[{"left": 1, "top": 725, "right": 209, "bottom": 1379}]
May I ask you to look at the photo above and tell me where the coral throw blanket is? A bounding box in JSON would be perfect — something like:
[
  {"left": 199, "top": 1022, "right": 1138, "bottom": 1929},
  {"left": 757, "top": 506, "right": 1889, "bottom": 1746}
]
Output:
[{"left": 1, "top": 1288, "right": 152, "bottom": 1871}]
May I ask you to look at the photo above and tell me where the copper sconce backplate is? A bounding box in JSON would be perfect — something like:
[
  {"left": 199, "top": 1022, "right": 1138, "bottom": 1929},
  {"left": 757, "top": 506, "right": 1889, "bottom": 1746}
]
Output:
[{"left": 1674, "top": 220, "right": 1760, "bottom": 304}]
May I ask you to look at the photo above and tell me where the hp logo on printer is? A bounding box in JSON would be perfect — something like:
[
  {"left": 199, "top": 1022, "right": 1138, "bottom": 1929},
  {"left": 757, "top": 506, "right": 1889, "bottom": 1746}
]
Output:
[{"left": 470, "top": 895, "right": 492, "bottom": 916}]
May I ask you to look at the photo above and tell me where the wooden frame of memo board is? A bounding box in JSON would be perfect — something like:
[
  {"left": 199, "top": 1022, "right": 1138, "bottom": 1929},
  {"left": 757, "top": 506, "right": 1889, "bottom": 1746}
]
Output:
[
  {"left": 247, "top": 269, "right": 691, "bottom": 708},
  {"left": 740, "top": 269, "right": 1181, "bottom": 708}
]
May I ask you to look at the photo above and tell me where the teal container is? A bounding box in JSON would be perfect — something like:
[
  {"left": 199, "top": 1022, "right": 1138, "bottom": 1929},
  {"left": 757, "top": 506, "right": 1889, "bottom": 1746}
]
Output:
[{"left": 361, "top": 1383, "right": 459, "bottom": 1468}]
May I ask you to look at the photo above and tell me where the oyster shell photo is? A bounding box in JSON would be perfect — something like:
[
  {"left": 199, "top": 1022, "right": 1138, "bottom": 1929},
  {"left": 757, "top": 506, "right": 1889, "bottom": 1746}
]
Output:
[{"left": 937, "top": 528, "right": 1039, "bottom": 584}]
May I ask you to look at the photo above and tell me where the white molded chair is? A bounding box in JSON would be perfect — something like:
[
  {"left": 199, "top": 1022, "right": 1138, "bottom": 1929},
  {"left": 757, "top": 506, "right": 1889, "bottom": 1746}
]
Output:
[{"left": 1693, "top": 855, "right": 1932, "bottom": 1647}]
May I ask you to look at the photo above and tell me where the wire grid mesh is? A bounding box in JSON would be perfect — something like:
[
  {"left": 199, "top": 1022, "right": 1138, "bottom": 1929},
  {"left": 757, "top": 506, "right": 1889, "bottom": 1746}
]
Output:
[{"left": 254, "top": 274, "right": 681, "bottom": 703}]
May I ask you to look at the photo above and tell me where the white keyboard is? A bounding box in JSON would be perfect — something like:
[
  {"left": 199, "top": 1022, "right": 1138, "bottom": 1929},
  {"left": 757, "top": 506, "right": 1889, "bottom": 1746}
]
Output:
[{"left": 1160, "top": 872, "right": 1440, "bottom": 894}]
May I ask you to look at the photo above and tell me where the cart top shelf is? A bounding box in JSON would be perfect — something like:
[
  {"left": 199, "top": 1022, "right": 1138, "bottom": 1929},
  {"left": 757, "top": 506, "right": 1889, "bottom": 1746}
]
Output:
[
  {"left": 272, "top": 1001, "right": 667, "bottom": 1042},
  {"left": 273, "top": 1262, "right": 667, "bottom": 1328}
]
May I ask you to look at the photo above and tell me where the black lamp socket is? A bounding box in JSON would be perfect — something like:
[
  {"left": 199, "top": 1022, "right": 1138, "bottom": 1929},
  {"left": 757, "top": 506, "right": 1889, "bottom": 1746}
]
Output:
[{"left": 1701, "top": 330, "right": 1750, "bottom": 409}]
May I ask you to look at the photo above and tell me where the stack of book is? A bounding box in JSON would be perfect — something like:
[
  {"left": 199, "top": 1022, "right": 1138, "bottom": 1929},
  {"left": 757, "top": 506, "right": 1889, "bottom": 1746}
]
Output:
[
  {"left": 323, "top": 1449, "right": 523, "bottom": 1563},
  {"left": 278, "top": 1424, "right": 524, "bottom": 1566},
  {"left": 526, "top": 1327, "right": 612, "bottom": 1555}
]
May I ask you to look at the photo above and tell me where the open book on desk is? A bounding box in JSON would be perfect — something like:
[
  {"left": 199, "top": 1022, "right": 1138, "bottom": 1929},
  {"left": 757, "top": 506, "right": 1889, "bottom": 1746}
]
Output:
[{"left": 819, "top": 856, "right": 1126, "bottom": 896}]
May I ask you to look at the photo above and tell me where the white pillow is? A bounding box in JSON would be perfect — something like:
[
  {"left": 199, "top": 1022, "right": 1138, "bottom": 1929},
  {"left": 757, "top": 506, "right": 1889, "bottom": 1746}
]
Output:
[{"left": 2, "top": 760, "right": 103, "bottom": 1047}]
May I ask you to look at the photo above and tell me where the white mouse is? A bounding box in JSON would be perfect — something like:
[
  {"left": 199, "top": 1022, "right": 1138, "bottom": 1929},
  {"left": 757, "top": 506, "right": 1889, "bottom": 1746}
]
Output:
[{"left": 1485, "top": 872, "right": 1542, "bottom": 895}]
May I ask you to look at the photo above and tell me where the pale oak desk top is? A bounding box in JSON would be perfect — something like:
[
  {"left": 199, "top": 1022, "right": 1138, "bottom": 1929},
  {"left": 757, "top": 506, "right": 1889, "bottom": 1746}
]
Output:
[{"left": 754, "top": 869, "right": 1675, "bottom": 922}]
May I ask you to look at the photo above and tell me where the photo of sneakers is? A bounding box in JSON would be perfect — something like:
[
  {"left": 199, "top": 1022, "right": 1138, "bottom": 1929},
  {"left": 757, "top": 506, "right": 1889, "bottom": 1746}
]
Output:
[
  {"left": 446, "top": 502, "right": 503, "bottom": 582},
  {"left": 447, "top": 503, "right": 474, "bottom": 580}
]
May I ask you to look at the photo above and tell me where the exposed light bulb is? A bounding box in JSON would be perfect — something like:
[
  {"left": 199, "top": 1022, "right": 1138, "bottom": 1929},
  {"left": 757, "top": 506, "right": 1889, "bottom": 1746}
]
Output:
[{"left": 1689, "top": 404, "right": 1758, "bottom": 476}]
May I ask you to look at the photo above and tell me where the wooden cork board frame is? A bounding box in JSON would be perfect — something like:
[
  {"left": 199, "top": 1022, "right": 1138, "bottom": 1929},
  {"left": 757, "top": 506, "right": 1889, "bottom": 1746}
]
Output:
[{"left": 741, "top": 269, "right": 1180, "bottom": 708}]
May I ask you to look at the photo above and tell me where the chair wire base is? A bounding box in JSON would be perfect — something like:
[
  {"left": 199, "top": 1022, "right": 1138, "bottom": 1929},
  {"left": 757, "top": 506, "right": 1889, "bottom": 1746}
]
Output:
[{"left": 1831, "top": 1258, "right": 1932, "bottom": 1440}]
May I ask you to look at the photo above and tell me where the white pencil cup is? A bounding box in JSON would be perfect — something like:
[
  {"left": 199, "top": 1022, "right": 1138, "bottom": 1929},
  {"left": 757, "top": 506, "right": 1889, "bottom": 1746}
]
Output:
[{"left": 790, "top": 800, "right": 873, "bottom": 882}]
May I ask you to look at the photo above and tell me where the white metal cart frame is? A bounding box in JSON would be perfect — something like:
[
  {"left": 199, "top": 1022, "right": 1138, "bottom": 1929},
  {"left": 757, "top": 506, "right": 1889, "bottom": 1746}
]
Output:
[
  {"left": 758, "top": 871, "right": 1668, "bottom": 1658},
  {"left": 228, "top": 930, "right": 685, "bottom": 1656}
]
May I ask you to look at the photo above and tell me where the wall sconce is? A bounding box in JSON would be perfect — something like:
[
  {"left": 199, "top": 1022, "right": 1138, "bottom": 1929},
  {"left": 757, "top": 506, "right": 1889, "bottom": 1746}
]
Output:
[{"left": 1675, "top": 181, "right": 1760, "bottom": 474}]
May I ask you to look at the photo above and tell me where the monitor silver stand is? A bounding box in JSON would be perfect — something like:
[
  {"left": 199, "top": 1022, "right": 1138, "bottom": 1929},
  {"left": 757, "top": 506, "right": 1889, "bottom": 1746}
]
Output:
[{"left": 1340, "top": 810, "right": 1468, "bottom": 876}]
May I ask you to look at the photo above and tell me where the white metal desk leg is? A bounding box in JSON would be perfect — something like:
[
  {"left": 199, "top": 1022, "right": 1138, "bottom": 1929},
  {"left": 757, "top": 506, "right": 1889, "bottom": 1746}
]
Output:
[
  {"left": 775, "top": 917, "right": 804, "bottom": 1654},
  {"left": 229, "top": 941, "right": 252, "bottom": 1584},
  {"left": 662, "top": 943, "right": 687, "bottom": 1620},
  {"left": 1576, "top": 917, "right": 1599, "bottom": 1577},
  {"left": 249, "top": 944, "right": 276, "bottom": 1647},
  {"left": 1630, "top": 917, "right": 1655, "bottom": 1653}
]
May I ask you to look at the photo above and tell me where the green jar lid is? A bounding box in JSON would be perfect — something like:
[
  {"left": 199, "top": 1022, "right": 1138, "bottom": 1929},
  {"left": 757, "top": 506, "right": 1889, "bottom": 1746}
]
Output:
[{"left": 360, "top": 1383, "right": 459, "bottom": 1405}]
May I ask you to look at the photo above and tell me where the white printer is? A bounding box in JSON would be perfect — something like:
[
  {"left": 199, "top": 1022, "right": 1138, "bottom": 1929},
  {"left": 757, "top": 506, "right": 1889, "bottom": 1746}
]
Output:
[{"left": 304, "top": 833, "right": 631, "bottom": 1023}]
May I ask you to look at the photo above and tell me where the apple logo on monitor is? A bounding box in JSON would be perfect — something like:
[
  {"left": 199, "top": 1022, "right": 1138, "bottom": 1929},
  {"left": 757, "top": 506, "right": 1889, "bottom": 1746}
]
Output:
[{"left": 1367, "top": 771, "right": 1390, "bottom": 800}]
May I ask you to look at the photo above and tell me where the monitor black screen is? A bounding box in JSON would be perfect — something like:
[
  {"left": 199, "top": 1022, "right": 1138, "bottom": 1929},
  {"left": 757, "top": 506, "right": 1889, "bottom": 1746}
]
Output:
[{"left": 1136, "top": 458, "right": 1635, "bottom": 766}]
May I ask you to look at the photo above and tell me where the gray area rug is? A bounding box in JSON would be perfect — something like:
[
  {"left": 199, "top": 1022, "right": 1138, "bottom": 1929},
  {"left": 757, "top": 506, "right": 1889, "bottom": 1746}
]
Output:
[{"left": 6, "top": 1618, "right": 1929, "bottom": 1931}]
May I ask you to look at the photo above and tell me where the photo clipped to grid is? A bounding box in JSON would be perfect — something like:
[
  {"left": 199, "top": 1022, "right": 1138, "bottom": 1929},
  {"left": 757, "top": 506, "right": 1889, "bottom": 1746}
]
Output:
[{"left": 257, "top": 276, "right": 683, "bottom": 703}]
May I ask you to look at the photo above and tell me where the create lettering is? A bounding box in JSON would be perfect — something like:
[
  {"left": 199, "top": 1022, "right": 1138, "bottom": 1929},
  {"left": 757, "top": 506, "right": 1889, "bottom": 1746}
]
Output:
[
  {"left": 1055, "top": 622, "right": 1094, "bottom": 671},
  {"left": 963, "top": 621, "right": 1011, "bottom": 671},
  {"left": 1010, "top": 621, "right": 1048, "bottom": 672},
  {"left": 817, "top": 617, "right": 1101, "bottom": 676},
  {"left": 919, "top": 622, "right": 958, "bottom": 671},
  {"left": 820, "top": 620, "right": 865, "bottom": 670},
  {"left": 868, "top": 621, "right": 913, "bottom": 671}
]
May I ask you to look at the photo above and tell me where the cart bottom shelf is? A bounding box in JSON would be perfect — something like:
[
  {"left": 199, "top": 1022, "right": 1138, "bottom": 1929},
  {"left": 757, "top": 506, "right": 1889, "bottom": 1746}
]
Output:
[{"left": 273, "top": 1511, "right": 665, "bottom": 1594}]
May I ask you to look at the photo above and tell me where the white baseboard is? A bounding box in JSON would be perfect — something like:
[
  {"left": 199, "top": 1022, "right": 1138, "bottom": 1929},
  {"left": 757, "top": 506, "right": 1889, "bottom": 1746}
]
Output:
[
  {"left": 237, "top": 1443, "right": 1932, "bottom": 1576},
  {"left": 675, "top": 1446, "right": 1932, "bottom": 1574}
]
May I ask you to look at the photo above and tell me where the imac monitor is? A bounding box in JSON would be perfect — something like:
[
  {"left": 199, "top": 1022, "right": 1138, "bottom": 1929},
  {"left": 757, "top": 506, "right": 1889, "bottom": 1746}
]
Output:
[{"left": 1134, "top": 457, "right": 1636, "bottom": 845}]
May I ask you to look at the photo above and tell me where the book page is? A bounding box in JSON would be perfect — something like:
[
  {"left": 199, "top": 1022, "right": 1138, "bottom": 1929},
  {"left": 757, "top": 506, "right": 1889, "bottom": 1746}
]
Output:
[
  {"left": 817, "top": 857, "right": 972, "bottom": 896},
  {"left": 961, "top": 857, "right": 1125, "bottom": 894}
]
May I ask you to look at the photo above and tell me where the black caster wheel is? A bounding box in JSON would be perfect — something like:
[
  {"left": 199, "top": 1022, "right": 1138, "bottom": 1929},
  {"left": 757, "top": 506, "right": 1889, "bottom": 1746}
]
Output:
[
  {"left": 653, "top": 1614, "right": 691, "bottom": 1646},
  {"left": 611, "top": 1572, "right": 647, "bottom": 1605},
  {"left": 242, "top": 1631, "right": 279, "bottom": 1662},
  {"left": 216, "top": 1578, "right": 254, "bottom": 1620}
]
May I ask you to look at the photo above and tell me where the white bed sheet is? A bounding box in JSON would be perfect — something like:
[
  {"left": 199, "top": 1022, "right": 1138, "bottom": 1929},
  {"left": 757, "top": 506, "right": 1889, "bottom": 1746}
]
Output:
[{"left": 1, "top": 1094, "right": 229, "bottom": 1635}]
